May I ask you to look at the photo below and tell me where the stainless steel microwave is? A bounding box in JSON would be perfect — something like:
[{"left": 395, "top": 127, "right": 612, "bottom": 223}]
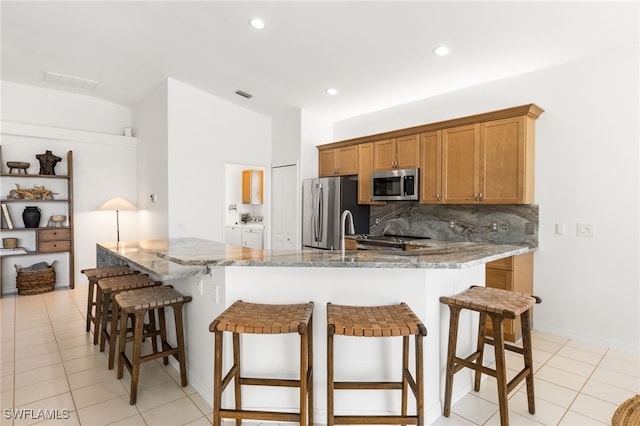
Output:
[{"left": 371, "top": 168, "right": 419, "bottom": 201}]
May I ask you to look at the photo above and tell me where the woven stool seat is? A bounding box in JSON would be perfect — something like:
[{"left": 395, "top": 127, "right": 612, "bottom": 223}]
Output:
[
  {"left": 327, "top": 302, "right": 427, "bottom": 426},
  {"left": 81, "top": 265, "right": 138, "bottom": 344},
  {"left": 439, "top": 286, "right": 537, "bottom": 319},
  {"left": 211, "top": 300, "right": 314, "bottom": 334},
  {"left": 440, "top": 285, "right": 541, "bottom": 426},
  {"left": 327, "top": 303, "right": 427, "bottom": 337},
  {"left": 115, "top": 285, "right": 192, "bottom": 405},
  {"left": 116, "top": 285, "right": 193, "bottom": 313},
  {"left": 210, "top": 300, "right": 314, "bottom": 426},
  {"left": 97, "top": 274, "right": 161, "bottom": 369}
]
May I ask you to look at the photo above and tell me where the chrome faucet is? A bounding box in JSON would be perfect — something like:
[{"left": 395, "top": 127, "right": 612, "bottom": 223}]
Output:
[{"left": 341, "top": 209, "right": 355, "bottom": 256}]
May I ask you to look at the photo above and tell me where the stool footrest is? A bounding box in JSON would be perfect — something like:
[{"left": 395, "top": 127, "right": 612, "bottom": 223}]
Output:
[
  {"left": 507, "top": 367, "right": 533, "bottom": 394},
  {"left": 455, "top": 354, "right": 496, "bottom": 378},
  {"left": 334, "top": 415, "right": 419, "bottom": 424},
  {"left": 240, "top": 377, "right": 302, "bottom": 388},
  {"left": 335, "top": 381, "right": 403, "bottom": 390},
  {"left": 219, "top": 409, "right": 301, "bottom": 422}
]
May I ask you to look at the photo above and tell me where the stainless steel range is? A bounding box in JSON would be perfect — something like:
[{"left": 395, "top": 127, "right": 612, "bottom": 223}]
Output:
[{"left": 355, "top": 234, "right": 430, "bottom": 251}]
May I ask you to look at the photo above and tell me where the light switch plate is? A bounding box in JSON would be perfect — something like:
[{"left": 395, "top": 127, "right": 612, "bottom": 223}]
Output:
[{"left": 577, "top": 222, "right": 595, "bottom": 237}]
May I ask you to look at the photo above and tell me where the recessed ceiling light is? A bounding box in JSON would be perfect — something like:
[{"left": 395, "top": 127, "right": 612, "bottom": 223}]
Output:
[
  {"left": 326, "top": 88, "right": 338, "bottom": 96},
  {"left": 433, "top": 46, "right": 450, "bottom": 56},
  {"left": 249, "top": 18, "right": 265, "bottom": 30}
]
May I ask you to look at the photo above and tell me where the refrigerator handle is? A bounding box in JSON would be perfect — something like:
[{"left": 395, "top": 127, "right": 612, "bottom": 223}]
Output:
[{"left": 317, "top": 185, "right": 323, "bottom": 242}]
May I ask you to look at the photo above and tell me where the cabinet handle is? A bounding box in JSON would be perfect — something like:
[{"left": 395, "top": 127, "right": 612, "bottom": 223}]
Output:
[
  {"left": 474, "top": 192, "right": 479, "bottom": 201},
  {"left": 479, "top": 192, "right": 484, "bottom": 202},
  {"left": 437, "top": 193, "right": 440, "bottom": 202}
]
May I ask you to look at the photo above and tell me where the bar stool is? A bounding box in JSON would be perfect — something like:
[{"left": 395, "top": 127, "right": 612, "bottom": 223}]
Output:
[
  {"left": 81, "top": 265, "right": 138, "bottom": 344},
  {"left": 439, "top": 286, "right": 541, "bottom": 426},
  {"left": 115, "top": 285, "right": 192, "bottom": 405},
  {"left": 209, "top": 300, "right": 314, "bottom": 426},
  {"left": 96, "top": 274, "right": 162, "bottom": 369},
  {"left": 326, "top": 302, "right": 427, "bottom": 426}
]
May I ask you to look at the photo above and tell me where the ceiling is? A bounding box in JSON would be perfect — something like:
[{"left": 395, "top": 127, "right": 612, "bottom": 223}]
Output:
[{"left": 1, "top": 1, "right": 638, "bottom": 122}]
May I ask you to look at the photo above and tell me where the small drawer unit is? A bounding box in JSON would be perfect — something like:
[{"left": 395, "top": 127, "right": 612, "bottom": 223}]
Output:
[{"left": 37, "top": 228, "right": 72, "bottom": 253}]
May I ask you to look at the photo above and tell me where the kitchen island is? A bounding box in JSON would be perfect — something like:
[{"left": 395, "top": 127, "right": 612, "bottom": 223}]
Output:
[{"left": 97, "top": 238, "right": 530, "bottom": 425}]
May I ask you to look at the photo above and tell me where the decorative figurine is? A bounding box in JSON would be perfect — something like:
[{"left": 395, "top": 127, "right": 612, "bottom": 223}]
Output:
[
  {"left": 7, "top": 184, "right": 56, "bottom": 200},
  {"left": 36, "top": 150, "right": 62, "bottom": 175},
  {"left": 6, "top": 161, "right": 30, "bottom": 174}
]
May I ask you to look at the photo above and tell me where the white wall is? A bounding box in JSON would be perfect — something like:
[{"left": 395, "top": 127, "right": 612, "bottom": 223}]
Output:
[
  {"left": 300, "top": 109, "right": 333, "bottom": 180},
  {"left": 132, "top": 80, "right": 169, "bottom": 240},
  {"left": 1, "top": 82, "right": 137, "bottom": 289},
  {"left": 332, "top": 45, "right": 640, "bottom": 353},
  {"left": 271, "top": 107, "right": 302, "bottom": 168},
  {"left": 165, "top": 79, "right": 271, "bottom": 242}
]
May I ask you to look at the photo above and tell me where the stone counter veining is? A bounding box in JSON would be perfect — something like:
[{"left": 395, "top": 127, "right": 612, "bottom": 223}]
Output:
[{"left": 100, "top": 237, "right": 530, "bottom": 271}]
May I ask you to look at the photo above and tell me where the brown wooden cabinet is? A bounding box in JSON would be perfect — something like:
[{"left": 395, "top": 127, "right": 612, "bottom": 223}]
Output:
[
  {"left": 442, "top": 124, "right": 480, "bottom": 203},
  {"left": 319, "top": 146, "right": 358, "bottom": 176},
  {"left": 0, "top": 148, "right": 75, "bottom": 297},
  {"left": 373, "top": 134, "right": 420, "bottom": 171},
  {"left": 356, "top": 142, "right": 385, "bottom": 205},
  {"left": 420, "top": 130, "right": 442, "bottom": 204},
  {"left": 485, "top": 252, "right": 534, "bottom": 342}
]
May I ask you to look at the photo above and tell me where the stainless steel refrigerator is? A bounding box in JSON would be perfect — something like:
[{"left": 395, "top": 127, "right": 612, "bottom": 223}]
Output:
[{"left": 302, "top": 176, "right": 370, "bottom": 250}]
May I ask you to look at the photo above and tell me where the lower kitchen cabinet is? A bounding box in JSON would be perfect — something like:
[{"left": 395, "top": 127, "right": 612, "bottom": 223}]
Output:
[
  {"left": 485, "top": 252, "right": 534, "bottom": 342},
  {"left": 225, "top": 226, "right": 242, "bottom": 246},
  {"left": 241, "top": 228, "right": 263, "bottom": 249}
]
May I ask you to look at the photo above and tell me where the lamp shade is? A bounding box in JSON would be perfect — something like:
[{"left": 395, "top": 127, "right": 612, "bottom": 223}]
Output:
[{"left": 98, "top": 197, "right": 137, "bottom": 211}]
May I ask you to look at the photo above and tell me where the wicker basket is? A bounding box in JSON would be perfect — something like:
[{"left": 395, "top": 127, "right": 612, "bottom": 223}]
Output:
[{"left": 14, "top": 261, "right": 56, "bottom": 295}]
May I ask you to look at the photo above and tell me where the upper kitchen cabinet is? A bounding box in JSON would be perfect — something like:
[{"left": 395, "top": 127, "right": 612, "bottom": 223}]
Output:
[
  {"left": 441, "top": 114, "right": 536, "bottom": 204},
  {"left": 318, "top": 146, "right": 358, "bottom": 177},
  {"left": 356, "top": 142, "right": 385, "bottom": 205},
  {"left": 242, "top": 169, "right": 263, "bottom": 204},
  {"left": 441, "top": 124, "right": 480, "bottom": 204},
  {"left": 373, "top": 134, "right": 420, "bottom": 171},
  {"left": 419, "top": 130, "right": 442, "bottom": 204}
]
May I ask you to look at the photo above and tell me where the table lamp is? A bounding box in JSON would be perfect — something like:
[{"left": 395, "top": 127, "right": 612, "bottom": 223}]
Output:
[{"left": 98, "top": 197, "right": 137, "bottom": 243}]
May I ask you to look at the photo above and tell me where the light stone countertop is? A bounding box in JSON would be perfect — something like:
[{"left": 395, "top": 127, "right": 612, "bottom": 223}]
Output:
[{"left": 100, "top": 237, "right": 530, "bottom": 274}]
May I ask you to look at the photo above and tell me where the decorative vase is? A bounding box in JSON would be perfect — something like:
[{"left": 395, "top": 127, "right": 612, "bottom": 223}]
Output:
[{"left": 23, "top": 206, "right": 41, "bottom": 228}]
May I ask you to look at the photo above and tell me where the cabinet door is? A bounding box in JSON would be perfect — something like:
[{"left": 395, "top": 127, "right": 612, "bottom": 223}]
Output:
[
  {"left": 373, "top": 139, "right": 396, "bottom": 171},
  {"left": 242, "top": 229, "right": 263, "bottom": 249},
  {"left": 337, "top": 146, "right": 358, "bottom": 175},
  {"left": 225, "top": 226, "right": 242, "bottom": 246},
  {"left": 480, "top": 116, "right": 530, "bottom": 203},
  {"left": 318, "top": 149, "right": 337, "bottom": 177},
  {"left": 420, "top": 131, "right": 442, "bottom": 204},
  {"left": 357, "top": 143, "right": 376, "bottom": 204},
  {"left": 395, "top": 134, "right": 420, "bottom": 169},
  {"left": 442, "top": 124, "right": 480, "bottom": 203},
  {"left": 485, "top": 267, "right": 517, "bottom": 341}
]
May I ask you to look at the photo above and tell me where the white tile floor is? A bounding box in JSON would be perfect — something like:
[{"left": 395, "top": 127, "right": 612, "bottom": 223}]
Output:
[{"left": 1, "top": 285, "right": 639, "bottom": 425}]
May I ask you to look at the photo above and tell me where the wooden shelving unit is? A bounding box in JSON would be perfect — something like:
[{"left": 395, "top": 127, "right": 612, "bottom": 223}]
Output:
[{"left": 0, "top": 147, "right": 74, "bottom": 297}]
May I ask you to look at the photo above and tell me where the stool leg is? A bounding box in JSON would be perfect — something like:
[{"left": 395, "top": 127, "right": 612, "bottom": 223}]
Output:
[
  {"left": 474, "top": 312, "right": 488, "bottom": 391},
  {"left": 107, "top": 301, "right": 120, "bottom": 369},
  {"left": 443, "top": 306, "right": 461, "bottom": 417},
  {"left": 99, "top": 292, "right": 111, "bottom": 352},
  {"left": 158, "top": 307, "right": 169, "bottom": 365},
  {"left": 213, "top": 330, "right": 223, "bottom": 426},
  {"left": 129, "top": 311, "right": 145, "bottom": 405},
  {"left": 416, "top": 332, "right": 424, "bottom": 426},
  {"left": 300, "top": 327, "right": 308, "bottom": 426},
  {"left": 86, "top": 279, "right": 95, "bottom": 332},
  {"left": 117, "top": 309, "right": 128, "bottom": 380},
  {"left": 232, "top": 332, "right": 241, "bottom": 426},
  {"left": 490, "top": 314, "right": 509, "bottom": 426},
  {"left": 401, "top": 335, "right": 409, "bottom": 422},
  {"left": 308, "top": 314, "right": 314, "bottom": 426},
  {"left": 521, "top": 309, "right": 536, "bottom": 414},
  {"left": 327, "top": 325, "right": 335, "bottom": 426},
  {"left": 93, "top": 287, "right": 103, "bottom": 345},
  {"left": 173, "top": 304, "right": 188, "bottom": 386}
]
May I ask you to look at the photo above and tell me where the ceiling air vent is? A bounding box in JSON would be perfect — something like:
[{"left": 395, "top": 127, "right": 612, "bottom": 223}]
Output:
[
  {"left": 43, "top": 71, "right": 99, "bottom": 91},
  {"left": 235, "top": 90, "right": 252, "bottom": 99}
]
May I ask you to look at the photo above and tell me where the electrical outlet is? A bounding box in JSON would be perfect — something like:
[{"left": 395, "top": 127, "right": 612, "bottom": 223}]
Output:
[
  {"left": 375, "top": 218, "right": 380, "bottom": 224},
  {"left": 449, "top": 221, "right": 455, "bottom": 229},
  {"left": 577, "top": 223, "right": 595, "bottom": 237},
  {"left": 490, "top": 222, "right": 498, "bottom": 232}
]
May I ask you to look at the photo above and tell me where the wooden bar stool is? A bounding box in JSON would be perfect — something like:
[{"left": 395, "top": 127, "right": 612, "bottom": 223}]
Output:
[
  {"left": 115, "top": 285, "right": 192, "bottom": 405},
  {"left": 81, "top": 265, "right": 138, "bottom": 344},
  {"left": 209, "top": 300, "right": 314, "bottom": 426},
  {"left": 326, "top": 302, "right": 427, "bottom": 426},
  {"left": 439, "top": 286, "right": 542, "bottom": 426},
  {"left": 96, "top": 274, "right": 162, "bottom": 369}
]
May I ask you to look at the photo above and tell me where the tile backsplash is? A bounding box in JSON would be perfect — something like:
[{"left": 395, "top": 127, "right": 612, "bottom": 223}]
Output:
[{"left": 369, "top": 203, "right": 538, "bottom": 247}]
